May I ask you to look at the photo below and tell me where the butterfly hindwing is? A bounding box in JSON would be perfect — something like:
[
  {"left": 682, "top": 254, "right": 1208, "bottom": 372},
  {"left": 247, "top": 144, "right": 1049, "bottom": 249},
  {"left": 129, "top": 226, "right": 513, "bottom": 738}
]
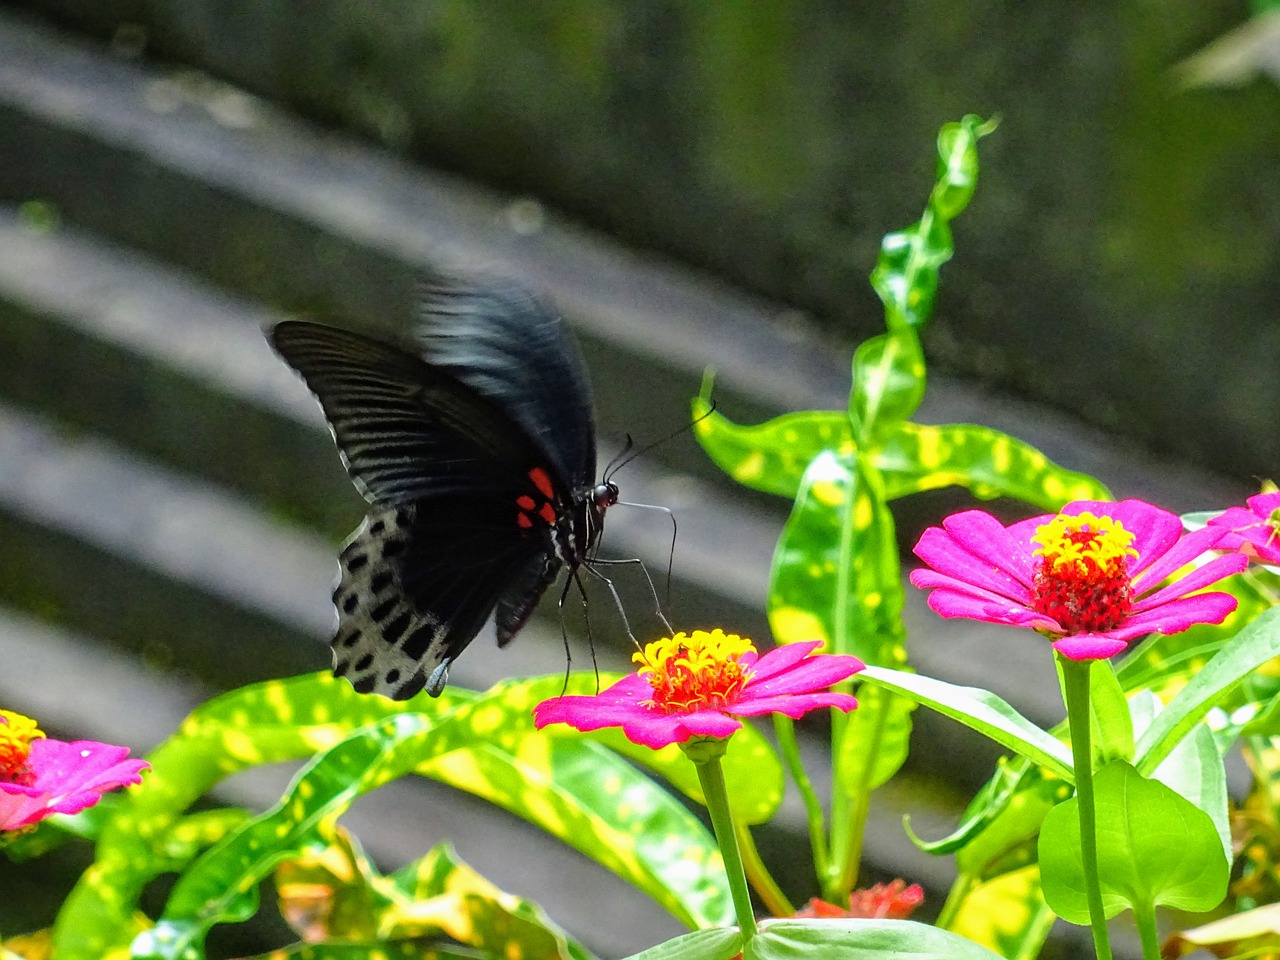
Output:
[{"left": 332, "top": 496, "right": 551, "bottom": 698}]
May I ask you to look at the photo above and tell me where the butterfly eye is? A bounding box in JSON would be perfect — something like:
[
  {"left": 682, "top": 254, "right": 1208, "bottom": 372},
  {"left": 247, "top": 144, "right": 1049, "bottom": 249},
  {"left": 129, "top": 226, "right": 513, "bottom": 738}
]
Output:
[{"left": 594, "top": 482, "right": 620, "bottom": 509}]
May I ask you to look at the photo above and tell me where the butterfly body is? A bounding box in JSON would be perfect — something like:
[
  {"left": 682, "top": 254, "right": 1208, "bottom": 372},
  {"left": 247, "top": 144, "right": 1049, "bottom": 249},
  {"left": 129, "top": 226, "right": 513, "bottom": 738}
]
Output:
[{"left": 271, "top": 279, "right": 611, "bottom": 699}]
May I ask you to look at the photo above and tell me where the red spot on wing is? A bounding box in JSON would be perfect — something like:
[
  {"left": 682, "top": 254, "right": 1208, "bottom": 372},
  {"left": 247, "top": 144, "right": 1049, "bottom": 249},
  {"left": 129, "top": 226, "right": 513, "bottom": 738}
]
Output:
[
  {"left": 539, "top": 502, "right": 557, "bottom": 525},
  {"left": 528, "top": 467, "right": 554, "bottom": 499},
  {"left": 516, "top": 495, "right": 536, "bottom": 510},
  {"left": 517, "top": 513, "right": 534, "bottom": 529}
]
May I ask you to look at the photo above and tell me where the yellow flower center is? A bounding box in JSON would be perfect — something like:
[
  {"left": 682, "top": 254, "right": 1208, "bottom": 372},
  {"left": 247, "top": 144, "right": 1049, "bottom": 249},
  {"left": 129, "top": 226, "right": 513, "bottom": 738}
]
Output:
[
  {"left": 0, "top": 709, "right": 43, "bottom": 786},
  {"left": 1029, "top": 512, "right": 1138, "bottom": 633},
  {"left": 633, "top": 629, "right": 755, "bottom": 713}
]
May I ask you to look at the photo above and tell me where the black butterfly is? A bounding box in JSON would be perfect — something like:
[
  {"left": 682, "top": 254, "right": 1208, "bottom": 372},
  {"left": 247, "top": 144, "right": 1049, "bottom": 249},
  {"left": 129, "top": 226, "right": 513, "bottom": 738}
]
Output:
[{"left": 271, "top": 278, "right": 617, "bottom": 700}]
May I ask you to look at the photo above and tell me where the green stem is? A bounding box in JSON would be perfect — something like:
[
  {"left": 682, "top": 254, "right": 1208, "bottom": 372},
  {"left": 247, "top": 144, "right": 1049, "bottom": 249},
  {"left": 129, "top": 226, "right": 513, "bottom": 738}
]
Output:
[
  {"left": 735, "top": 820, "right": 794, "bottom": 917},
  {"left": 773, "top": 714, "right": 829, "bottom": 879},
  {"left": 695, "top": 754, "right": 758, "bottom": 939},
  {"left": 1134, "top": 900, "right": 1161, "bottom": 960},
  {"left": 1060, "top": 655, "right": 1113, "bottom": 960},
  {"left": 934, "top": 872, "right": 975, "bottom": 931}
]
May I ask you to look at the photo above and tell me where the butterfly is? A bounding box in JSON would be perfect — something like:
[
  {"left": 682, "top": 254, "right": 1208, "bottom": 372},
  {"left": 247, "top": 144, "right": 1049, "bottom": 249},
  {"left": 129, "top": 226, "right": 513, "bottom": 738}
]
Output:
[{"left": 270, "top": 277, "right": 617, "bottom": 700}]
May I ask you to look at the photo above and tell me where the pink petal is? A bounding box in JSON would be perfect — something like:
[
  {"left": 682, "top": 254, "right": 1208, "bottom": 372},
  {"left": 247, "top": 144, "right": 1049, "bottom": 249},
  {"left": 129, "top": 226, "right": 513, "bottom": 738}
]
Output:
[
  {"left": 620, "top": 710, "right": 742, "bottom": 749},
  {"left": 1052, "top": 634, "right": 1130, "bottom": 661},
  {"left": 1131, "top": 552, "right": 1248, "bottom": 612},
  {"left": 1130, "top": 525, "right": 1232, "bottom": 594},
  {"left": 1117, "top": 592, "right": 1239, "bottom": 637},
  {"left": 743, "top": 654, "right": 864, "bottom": 699},
  {"left": 730, "top": 692, "right": 858, "bottom": 718},
  {"left": 0, "top": 783, "right": 54, "bottom": 831},
  {"left": 943, "top": 510, "right": 1041, "bottom": 580},
  {"left": 909, "top": 567, "right": 1034, "bottom": 609},
  {"left": 1247, "top": 491, "right": 1280, "bottom": 515},
  {"left": 748, "top": 641, "right": 825, "bottom": 683},
  {"left": 920, "top": 584, "right": 1060, "bottom": 632},
  {"left": 27, "top": 740, "right": 148, "bottom": 816},
  {"left": 913, "top": 521, "right": 1033, "bottom": 598}
]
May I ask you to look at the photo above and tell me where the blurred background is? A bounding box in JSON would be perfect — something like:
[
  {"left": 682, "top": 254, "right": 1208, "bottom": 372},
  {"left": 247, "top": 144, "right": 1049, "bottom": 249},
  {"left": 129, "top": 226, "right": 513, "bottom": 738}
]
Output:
[{"left": 0, "top": 1, "right": 1275, "bottom": 956}]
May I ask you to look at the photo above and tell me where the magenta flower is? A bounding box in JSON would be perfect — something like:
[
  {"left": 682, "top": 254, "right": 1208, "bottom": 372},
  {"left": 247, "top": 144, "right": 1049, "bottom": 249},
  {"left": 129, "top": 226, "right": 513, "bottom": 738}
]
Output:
[
  {"left": 909, "top": 499, "right": 1248, "bottom": 661},
  {"left": 534, "top": 629, "right": 863, "bottom": 749},
  {"left": 1208, "top": 490, "right": 1280, "bottom": 567},
  {"left": 1, "top": 709, "right": 149, "bottom": 833}
]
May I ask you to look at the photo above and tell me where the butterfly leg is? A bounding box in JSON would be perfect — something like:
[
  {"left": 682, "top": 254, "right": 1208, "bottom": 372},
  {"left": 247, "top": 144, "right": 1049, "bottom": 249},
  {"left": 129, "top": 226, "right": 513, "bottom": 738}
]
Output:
[{"left": 587, "top": 557, "right": 674, "bottom": 636}]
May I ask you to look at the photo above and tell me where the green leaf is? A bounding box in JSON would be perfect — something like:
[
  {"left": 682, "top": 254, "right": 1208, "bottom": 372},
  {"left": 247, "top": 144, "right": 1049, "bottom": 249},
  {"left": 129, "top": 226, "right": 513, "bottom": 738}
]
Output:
[
  {"left": 869, "top": 114, "right": 994, "bottom": 333},
  {"left": 1152, "top": 724, "right": 1231, "bottom": 867},
  {"left": 691, "top": 393, "right": 851, "bottom": 500},
  {"left": 836, "top": 684, "right": 915, "bottom": 793},
  {"left": 768, "top": 453, "right": 906, "bottom": 666},
  {"left": 746, "top": 918, "right": 1005, "bottom": 959},
  {"left": 136, "top": 712, "right": 439, "bottom": 957},
  {"left": 876, "top": 422, "right": 1111, "bottom": 507},
  {"left": 953, "top": 770, "right": 1069, "bottom": 879},
  {"left": 1135, "top": 603, "right": 1280, "bottom": 775},
  {"left": 584, "top": 717, "right": 785, "bottom": 826},
  {"left": 689, "top": 401, "right": 1110, "bottom": 514},
  {"left": 1038, "top": 761, "right": 1229, "bottom": 923},
  {"left": 909, "top": 757, "right": 1028, "bottom": 856},
  {"left": 417, "top": 676, "right": 734, "bottom": 928},
  {"left": 621, "top": 928, "right": 743, "bottom": 960},
  {"left": 942, "top": 868, "right": 1056, "bottom": 960},
  {"left": 849, "top": 329, "right": 926, "bottom": 439},
  {"left": 383, "top": 842, "right": 594, "bottom": 960},
  {"left": 55, "top": 673, "right": 422, "bottom": 958},
  {"left": 1088, "top": 660, "right": 1134, "bottom": 767},
  {"left": 857, "top": 666, "right": 1073, "bottom": 779}
]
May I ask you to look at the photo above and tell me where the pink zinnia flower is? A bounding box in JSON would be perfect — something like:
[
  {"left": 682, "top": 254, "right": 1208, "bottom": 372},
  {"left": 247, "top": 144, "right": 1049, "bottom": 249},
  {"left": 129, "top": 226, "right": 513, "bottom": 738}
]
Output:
[
  {"left": 1207, "top": 490, "right": 1280, "bottom": 567},
  {"left": 0, "top": 709, "right": 149, "bottom": 833},
  {"left": 909, "top": 499, "right": 1248, "bottom": 661},
  {"left": 533, "top": 629, "right": 863, "bottom": 749}
]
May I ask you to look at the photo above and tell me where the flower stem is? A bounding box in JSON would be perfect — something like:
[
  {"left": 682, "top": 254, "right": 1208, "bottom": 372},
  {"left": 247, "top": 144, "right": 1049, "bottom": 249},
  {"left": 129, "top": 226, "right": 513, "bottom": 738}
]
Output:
[
  {"left": 695, "top": 754, "right": 758, "bottom": 939},
  {"left": 773, "top": 714, "right": 829, "bottom": 878},
  {"left": 1134, "top": 900, "right": 1161, "bottom": 960},
  {"left": 1060, "top": 655, "right": 1113, "bottom": 960}
]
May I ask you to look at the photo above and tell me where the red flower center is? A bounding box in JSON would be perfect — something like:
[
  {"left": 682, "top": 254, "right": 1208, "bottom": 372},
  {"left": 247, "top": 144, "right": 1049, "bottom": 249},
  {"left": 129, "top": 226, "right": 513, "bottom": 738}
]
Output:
[
  {"left": 1030, "top": 512, "right": 1137, "bottom": 634},
  {"left": 634, "top": 630, "right": 754, "bottom": 714},
  {"left": 0, "top": 710, "right": 42, "bottom": 787}
]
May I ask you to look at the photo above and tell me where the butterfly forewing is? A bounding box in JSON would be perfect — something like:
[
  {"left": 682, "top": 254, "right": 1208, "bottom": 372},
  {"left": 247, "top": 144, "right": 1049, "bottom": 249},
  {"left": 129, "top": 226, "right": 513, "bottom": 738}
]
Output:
[
  {"left": 416, "top": 279, "right": 598, "bottom": 491},
  {"left": 272, "top": 321, "right": 547, "bottom": 504}
]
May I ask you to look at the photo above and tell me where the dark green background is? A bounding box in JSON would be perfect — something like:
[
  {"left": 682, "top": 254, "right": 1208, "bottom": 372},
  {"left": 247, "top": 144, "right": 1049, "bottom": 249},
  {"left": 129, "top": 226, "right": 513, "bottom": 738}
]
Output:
[{"left": 15, "top": 1, "right": 1278, "bottom": 480}]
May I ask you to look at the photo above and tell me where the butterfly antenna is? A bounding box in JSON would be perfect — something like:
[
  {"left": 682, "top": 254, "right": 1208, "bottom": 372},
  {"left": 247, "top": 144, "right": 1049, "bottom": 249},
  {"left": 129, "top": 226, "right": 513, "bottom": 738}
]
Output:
[
  {"left": 603, "top": 401, "right": 718, "bottom": 482},
  {"left": 602, "top": 434, "right": 635, "bottom": 480}
]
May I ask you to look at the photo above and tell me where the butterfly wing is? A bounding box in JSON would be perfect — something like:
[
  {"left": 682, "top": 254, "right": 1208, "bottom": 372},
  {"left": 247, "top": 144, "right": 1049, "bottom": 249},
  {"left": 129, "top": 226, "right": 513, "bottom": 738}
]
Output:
[
  {"left": 271, "top": 284, "right": 600, "bottom": 699},
  {"left": 415, "top": 277, "right": 598, "bottom": 492},
  {"left": 332, "top": 498, "right": 547, "bottom": 698},
  {"left": 272, "top": 320, "right": 547, "bottom": 504}
]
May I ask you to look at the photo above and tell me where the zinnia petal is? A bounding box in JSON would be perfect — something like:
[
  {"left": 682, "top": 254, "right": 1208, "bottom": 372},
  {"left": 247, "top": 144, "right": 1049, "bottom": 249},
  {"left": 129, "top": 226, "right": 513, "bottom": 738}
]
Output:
[
  {"left": 1052, "top": 634, "right": 1130, "bottom": 661},
  {"left": 1131, "top": 551, "right": 1248, "bottom": 612},
  {"left": 1130, "top": 524, "right": 1232, "bottom": 595},
  {"left": 729, "top": 692, "right": 858, "bottom": 718}
]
